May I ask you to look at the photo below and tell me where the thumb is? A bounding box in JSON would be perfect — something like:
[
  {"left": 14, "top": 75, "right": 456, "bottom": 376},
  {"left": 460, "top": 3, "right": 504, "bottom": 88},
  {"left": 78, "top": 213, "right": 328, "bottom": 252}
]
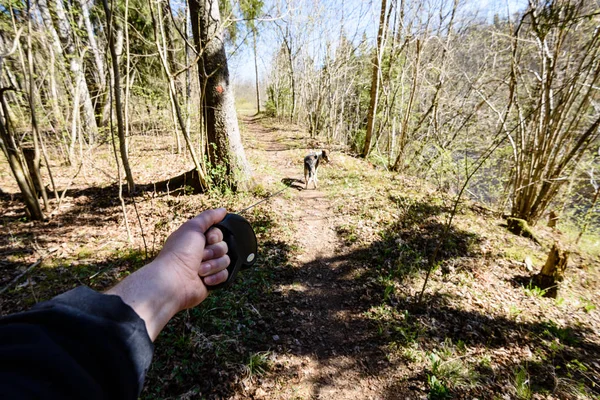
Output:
[{"left": 187, "top": 208, "right": 228, "bottom": 233}]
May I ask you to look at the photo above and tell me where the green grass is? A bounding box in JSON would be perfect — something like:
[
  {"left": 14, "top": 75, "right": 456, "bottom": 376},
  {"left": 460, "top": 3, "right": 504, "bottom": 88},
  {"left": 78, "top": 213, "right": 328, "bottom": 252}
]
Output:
[
  {"left": 580, "top": 298, "right": 596, "bottom": 313},
  {"left": 557, "top": 220, "right": 600, "bottom": 258},
  {"left": 423, "top": 338, "right": 479, "bottom": 399},
  {"left": 523, "top": 281, "right": 549, "bottom": 298},
  {"left": 508, "top": 304, "right": 523, "bottom": 318},
  {"left": 503, "top": 245, "right": 543, "bottom": 266},
  {"left": 365, "top": 306, "right": 423, "bottom": 345},
  {"left": 401, "top": 343, "right": 426, "bottom": 363},
  {"left": 513, "top": 366, "right": 532, "bottom": 400},
  {"left": 428, "top": 374, "right": 451, "bottom": 399},
  {"left": 540, "top": 320, "right": 579, "bottom": 346},
  {"left": 246, "top": 351, "right": 272, "bottom": 377}
]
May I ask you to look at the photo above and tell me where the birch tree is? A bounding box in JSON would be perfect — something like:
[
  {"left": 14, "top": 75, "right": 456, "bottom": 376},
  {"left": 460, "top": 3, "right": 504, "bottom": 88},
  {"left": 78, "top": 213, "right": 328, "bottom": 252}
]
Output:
[{"left": 51, "top": 0, "right": 99, "bottom": 142}]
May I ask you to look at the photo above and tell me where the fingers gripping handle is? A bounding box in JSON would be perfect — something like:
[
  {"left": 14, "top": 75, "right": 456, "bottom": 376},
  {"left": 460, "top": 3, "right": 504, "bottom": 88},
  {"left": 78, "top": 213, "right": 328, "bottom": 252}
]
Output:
[{"left": 207, "top": 213, "right": 257, "bottom": 290}]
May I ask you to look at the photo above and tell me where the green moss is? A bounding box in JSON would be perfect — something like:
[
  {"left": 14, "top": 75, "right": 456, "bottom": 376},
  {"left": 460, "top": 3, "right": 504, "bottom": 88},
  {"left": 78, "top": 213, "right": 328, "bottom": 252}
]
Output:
[{"left": 507, "top": 217, "right": 540, "bottom": 244}]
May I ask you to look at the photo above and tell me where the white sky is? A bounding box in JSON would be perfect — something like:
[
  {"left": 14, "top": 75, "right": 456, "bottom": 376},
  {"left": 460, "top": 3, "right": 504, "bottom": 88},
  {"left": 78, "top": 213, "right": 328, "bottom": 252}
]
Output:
[{"left": 227, "top": 0, "right": 528, "bottom": 84}]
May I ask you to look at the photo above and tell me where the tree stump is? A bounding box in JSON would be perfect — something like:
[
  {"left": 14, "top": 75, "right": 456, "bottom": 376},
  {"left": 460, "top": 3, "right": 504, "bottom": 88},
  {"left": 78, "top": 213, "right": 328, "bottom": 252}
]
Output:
[
  {"left": 533, "top": 242, "right": 569, "bottom": 298},
  {"left": 547, "top": 210, "right": 558, "bottom": 228},
  {"left": 507, "top": 217, "right": 540, "bottom": 245},
  {"left": 21, "top": 146, "right": 44, "bottom": 194}
]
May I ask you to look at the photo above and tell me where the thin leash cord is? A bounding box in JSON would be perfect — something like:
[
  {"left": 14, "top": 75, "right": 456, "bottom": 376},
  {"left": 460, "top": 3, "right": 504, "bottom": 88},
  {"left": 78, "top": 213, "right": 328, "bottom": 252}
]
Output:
[{"left": 236, "top": 186, "right": 289, "bottom": 214}]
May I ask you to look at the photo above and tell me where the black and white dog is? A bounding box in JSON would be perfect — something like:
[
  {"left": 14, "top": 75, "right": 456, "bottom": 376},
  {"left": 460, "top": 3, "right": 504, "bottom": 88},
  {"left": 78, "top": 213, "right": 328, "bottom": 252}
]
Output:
[{"left": 304, "top": 150, "right": 329, "bottom": 189}]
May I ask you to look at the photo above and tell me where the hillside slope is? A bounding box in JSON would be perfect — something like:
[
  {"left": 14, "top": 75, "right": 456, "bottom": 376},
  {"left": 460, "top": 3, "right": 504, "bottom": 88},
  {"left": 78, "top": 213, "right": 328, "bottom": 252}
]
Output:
[{"left": 0, "top": 114, "right": 598, "bottom": 399}]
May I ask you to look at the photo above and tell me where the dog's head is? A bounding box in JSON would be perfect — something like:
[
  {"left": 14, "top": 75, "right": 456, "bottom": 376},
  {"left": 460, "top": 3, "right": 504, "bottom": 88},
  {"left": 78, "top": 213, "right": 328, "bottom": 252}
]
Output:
[{"left": 320, "top": 149, "right": 330, "bottom": 163}]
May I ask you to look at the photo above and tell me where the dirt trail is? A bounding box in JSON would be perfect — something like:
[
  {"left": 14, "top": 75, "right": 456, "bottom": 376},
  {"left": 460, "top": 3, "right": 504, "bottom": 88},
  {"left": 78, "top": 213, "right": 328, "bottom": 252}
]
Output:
[{"left": 243, "top": 116, "right": 389, "bottom": 399}]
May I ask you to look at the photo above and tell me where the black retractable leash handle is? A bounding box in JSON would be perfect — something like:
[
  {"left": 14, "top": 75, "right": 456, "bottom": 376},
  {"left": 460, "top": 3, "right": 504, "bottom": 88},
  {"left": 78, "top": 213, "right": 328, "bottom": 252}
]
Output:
[
  {"left": 207, "top": 213, "right": 258, "bottom": 290},
  {"left": 205, "top": 185, "right": 290, "bottom": 290}
]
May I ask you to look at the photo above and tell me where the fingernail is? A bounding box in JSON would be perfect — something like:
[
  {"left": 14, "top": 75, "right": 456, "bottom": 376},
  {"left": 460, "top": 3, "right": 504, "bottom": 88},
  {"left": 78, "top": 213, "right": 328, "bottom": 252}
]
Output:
[
  {"left": 200, "top": 262, "right": 211, "bottom": 275},
  {"left": 205, "top": 248, "right": 214, "bottom": 259}
]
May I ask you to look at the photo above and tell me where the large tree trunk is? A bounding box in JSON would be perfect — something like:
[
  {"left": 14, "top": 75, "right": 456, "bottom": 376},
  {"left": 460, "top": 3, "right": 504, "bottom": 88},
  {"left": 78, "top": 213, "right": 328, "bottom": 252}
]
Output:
[
  {"left": 362, "top": 0, "right": 388, "bottom": 158},
  {"left": 189, "top": 0, "right": 253, "bottom": 190},
  {"left": 51, "top": 0, "right": 98, "bottom": 143}
]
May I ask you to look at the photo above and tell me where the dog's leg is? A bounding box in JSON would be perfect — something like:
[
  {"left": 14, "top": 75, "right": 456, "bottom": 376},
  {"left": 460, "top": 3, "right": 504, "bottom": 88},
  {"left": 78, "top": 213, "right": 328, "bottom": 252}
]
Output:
[
  {"left": 304, "top": 167, "right": 308, "bottom": 189},
  {"left": 314, "top": 167, "right": 318, "bottom": 189}
]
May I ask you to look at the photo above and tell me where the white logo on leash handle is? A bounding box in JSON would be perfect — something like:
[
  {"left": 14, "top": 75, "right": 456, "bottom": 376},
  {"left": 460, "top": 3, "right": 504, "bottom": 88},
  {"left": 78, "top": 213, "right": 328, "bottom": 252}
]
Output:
[{"left": 247, "top": 253, "right": 255, "bottom": 263}]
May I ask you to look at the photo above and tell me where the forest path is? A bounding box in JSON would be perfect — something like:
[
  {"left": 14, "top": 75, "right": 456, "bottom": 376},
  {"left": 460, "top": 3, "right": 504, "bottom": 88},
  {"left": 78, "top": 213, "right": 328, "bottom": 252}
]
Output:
[{"left": 242, "top": 115, "right": 389, "bottom": 400}]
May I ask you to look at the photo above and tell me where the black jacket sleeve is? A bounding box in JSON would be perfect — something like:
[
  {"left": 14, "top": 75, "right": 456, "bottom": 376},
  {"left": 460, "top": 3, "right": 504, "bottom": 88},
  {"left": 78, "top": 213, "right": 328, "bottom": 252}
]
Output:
[{"left": 0, "top": 287, "right": 154, "bottom": 400}]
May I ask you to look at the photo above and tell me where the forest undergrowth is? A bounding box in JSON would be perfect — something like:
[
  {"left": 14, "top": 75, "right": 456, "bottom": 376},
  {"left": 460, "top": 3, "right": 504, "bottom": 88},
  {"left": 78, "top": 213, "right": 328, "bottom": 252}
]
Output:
[{"left": 1, "top": 114, "right": 599, "bottom": 399}]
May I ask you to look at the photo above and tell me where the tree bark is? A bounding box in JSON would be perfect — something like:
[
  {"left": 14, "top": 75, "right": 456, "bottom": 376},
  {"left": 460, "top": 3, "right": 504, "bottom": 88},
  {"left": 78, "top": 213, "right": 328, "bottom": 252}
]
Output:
[
  {"left": 102, "top": 0, "right": 135, "bottom": 193},
  {"left": 25, "top": 2, "right": 49, "bottom": 210},
  {"left": 77, "top": 0, "right": 110, "bottom": 127},
  {"left": 0, "top": 89, "right": 44, "bottom": 220},
  {"left": 362, "top": 0, "right": 388, "bottom": 158},
  {"left": 190, "top": 0, "right": 253, "bottom": 190},
  {"left": 51, "top": 0, "right": 98, "bottom": 142},
  {"left": 161, "top": 0, "right": 182, "bottom": 154},
  {"left": 253, "top": 29, "right": 260, "bottom": 114},
  {"left": 151, "top": 0, "right": 207, "bottom": 190},
  {"left": 37, "top": 0, "right": 67, "bottom": 121},
  {"left": 534, "top": 242, "right": 569, "bottom": 298}
]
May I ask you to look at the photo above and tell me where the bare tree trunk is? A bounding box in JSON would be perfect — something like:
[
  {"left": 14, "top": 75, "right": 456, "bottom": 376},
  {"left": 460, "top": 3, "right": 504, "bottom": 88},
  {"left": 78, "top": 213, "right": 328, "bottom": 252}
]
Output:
[
  {"left": 253, "top": 29, "right": 260, "bottom": 114},
  {"left": 51, "top": 0, "right": 98, "bottom": 142},
  {"left": 161, "top": 0, "right": 182, "bottom": 154},
  {"left": 0, "top": 89, "right": 44, "bottom": 220},
  {"left": 25, "top": 1, "right": 49, "bottom": 210},
  {"left": 510, "top": 1, "right": 600, "bottom": 225},
  {"left": 362, "top": 0, "right": 388, "bottom": 158},
  {"left": 124, "top": 0, "right": 131, "bottom": 152},
  {"left": 393, "top": 39, "right": 421, "bottom": 170},
  {"left": 77, "top": 0, "right": 110, "bottom": 127},
  {"left": 185, "top": 4, "right": 192, "bottom": 146},
  {"left": 68, "top": 52, "right": 83, "bottom": 164},
  {"left": 102, "top": 0, "right": 135, "bottom": 192},
  {"left": 190, "top": 0, "right": 253, "bottom": 189},
  {"left": 36, "top": 0, "right": 70, "bottom": 160},
  {"left": 151, "top": 0, "right": 207, "bottom": 189}
]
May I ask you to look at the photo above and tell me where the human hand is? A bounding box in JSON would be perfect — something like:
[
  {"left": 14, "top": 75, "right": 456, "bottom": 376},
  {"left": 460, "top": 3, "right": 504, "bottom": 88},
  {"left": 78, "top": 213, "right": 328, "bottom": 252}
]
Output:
[
  {"left": 154, "top": 208, "right": 230, "bottom": 311},
  {"left": 106, "top": 208, "right": 231, "bottom": 340}
]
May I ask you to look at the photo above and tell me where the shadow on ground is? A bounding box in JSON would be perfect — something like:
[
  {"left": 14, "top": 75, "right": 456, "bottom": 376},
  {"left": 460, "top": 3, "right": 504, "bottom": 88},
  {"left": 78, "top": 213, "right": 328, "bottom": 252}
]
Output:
[
  {"left": 2, "top": 182, "right": 598, "bottom": 399},
  {"left": 281, "top": 177, "right": 304, "bottom": 191},
  {"left": 142, "top": 196, "right": 600, "bottom": 399}
]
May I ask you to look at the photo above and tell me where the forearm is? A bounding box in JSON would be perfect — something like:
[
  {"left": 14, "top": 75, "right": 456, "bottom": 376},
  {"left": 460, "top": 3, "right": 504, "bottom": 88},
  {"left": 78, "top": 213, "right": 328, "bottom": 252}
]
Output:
[
  {"left": 106, "top": 208, "right": 229, "bottom": 341},
  {"left": 105, "top": 260, "right": 181, "bottom": 341}
]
